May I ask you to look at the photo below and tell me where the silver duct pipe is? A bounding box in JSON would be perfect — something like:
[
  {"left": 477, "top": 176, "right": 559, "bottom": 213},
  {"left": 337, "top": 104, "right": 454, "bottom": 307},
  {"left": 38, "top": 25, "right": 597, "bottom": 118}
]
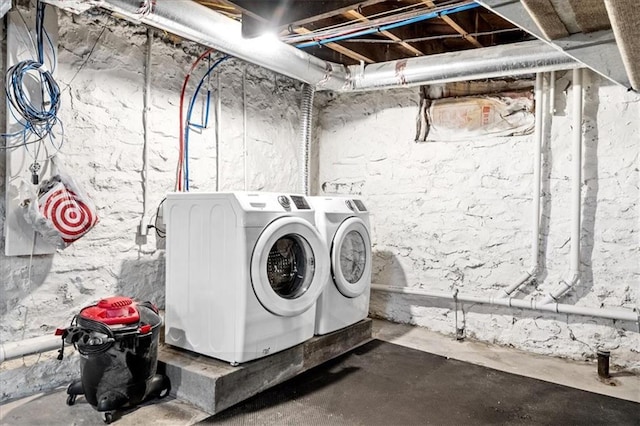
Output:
[
  {"left": 97, "top": 0, "right": 351, "bottom": 91},
  {"left": 299, "top": 85, "right": 315, "bottom": 195},
  {"left": 348, "top": 41, "right": 579, "bottom": 91},
  {"left": 77, "top": 0, "right": 580, "bottom": 93}
]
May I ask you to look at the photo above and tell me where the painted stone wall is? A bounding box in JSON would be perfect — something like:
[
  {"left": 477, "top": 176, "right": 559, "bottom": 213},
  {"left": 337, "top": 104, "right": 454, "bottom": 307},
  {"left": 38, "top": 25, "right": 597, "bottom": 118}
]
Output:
[
  {"left": 316, "top": 70, "right": 639, "bottom": 370},
  {"left": 0, "top": 10, "right": 303, "bottom": 401}
]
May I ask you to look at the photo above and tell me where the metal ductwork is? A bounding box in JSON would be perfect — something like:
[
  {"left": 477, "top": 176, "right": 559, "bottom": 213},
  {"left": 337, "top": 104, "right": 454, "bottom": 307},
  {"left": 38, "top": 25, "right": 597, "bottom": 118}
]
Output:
[
  {"left": 96, "top": 0, "right": 352, "bottom": 91},
  {"left": 48, "top": 0, "right": 578, "bottom": 91},
  {"left": 348, "top": 41, "right": 579, "bottom": 91}
]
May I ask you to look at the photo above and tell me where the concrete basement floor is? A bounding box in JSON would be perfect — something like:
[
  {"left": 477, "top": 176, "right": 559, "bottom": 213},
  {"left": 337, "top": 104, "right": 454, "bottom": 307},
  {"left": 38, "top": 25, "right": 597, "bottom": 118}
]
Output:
[{"left": 1, "top": 319, "right": 638, "bottom": 425}]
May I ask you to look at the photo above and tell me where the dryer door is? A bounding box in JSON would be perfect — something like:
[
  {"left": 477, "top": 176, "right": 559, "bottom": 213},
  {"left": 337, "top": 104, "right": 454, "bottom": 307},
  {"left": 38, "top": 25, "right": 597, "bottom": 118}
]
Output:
[
  {"left": 251, "top": 217, "right": 330, "bottom": 317},
  {"left": 331, "top": 217, "right": 372, "bottom": 298}
]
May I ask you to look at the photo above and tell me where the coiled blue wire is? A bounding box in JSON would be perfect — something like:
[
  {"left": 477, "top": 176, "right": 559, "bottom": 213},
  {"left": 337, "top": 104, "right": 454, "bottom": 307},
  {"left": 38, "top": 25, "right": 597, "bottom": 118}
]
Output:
[
  {"left": 2, "top": 1, "right": 61, "bottom": 152},
  {"left": 6, "top": 60, "right": 60, "bottom": 123}
]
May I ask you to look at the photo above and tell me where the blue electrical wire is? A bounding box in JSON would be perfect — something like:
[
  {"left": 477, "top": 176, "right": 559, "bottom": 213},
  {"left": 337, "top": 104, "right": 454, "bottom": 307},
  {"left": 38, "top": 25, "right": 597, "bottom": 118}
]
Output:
[
  {"left": 44, "top": 25, "right": 57, "bottom": 74},
  {"left": 183, "top": 56, "right": 229, "bottom": 191},
  {"left": 296, "top": 2, "right": 480, "bottom": 48},
  {"left": 2, "top": 0, "right": 62, "bottom": 158}
]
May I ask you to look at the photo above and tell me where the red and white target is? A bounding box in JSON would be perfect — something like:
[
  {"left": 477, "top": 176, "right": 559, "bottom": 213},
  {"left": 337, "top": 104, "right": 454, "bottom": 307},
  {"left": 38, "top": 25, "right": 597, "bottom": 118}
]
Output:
[{"left": 39, "top": 183, "right": 98, "bottom": 243}]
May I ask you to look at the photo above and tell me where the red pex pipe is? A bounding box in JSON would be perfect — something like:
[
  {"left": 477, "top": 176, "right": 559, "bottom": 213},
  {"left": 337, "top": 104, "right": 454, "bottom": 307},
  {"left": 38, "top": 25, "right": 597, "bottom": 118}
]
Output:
[{"left": 177, "top": 48, "right": 215, "bottom": 191}]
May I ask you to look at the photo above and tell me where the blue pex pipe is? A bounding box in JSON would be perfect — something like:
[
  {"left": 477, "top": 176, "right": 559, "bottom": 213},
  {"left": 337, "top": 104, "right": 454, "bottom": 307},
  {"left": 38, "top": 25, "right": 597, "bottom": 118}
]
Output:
[
  {"left": 184, "top": 56, "right": 229, "bottom": 191},
  {"left": 295, "top": 2, "right": 481, "bottom": 49}
]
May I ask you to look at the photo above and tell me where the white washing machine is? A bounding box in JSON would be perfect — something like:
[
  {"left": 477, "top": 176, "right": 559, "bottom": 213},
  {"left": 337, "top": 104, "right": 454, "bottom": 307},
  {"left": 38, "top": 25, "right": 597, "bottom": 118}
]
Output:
[
  {"left": 164, "top": 192, "right": 330, "bottom": 364},
  {"left": 309, "top": 196, "right": 372, "bottom": 335}
]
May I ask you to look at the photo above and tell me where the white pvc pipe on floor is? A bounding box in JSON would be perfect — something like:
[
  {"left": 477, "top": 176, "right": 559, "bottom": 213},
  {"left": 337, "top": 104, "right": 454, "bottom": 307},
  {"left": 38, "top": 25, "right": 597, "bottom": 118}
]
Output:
[
  {"left": 372, "top": 284, "right": 639, "bottom": 323},
  {"left": 541, "top": 68, "right": 583, "bottom": 305},
  {"left": 0, "top": 335, "right": 62, "bottom": 364}
]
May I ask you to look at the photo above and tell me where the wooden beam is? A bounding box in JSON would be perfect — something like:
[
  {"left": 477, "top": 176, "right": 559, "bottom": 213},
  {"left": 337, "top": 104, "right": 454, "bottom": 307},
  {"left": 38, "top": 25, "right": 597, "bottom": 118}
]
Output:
[
  {"left": 343, "top": 10, "right": 424, "bottom": 57},
  {"left": 422, "top": 0, "right": 483, "bottom": 48},
  {"left": 220, "top": 0, "right": 390, "bottom": 28},
  {"left": 286, "top": 0, "right": 390, "bottom": 27},
  {"left": 293, "top": 27, "right": 375, "bottom": 64}
]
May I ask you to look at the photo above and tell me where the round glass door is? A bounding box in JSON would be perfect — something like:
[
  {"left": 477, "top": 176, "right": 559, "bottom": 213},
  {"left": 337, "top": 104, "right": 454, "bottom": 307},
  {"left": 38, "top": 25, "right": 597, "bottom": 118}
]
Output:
[
  {"left": 332, "top": 218, "right": 372, "bottom": 298},
  {"left": 266, "top": 234, "right": 315, "bottom": 299},
  {"left": 339, "top": 230, "right": 367, "bottom": 284},
  {"left": 252, "top": 217, "right": 329, "bottom": 316}
]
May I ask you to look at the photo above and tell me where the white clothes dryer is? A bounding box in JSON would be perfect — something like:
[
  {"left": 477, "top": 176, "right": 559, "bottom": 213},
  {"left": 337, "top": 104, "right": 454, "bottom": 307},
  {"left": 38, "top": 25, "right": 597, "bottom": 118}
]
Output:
[
  {"left": 309, "top": 196, "right": 372, "bottom": 335},
  {"left": 164, "top": 192, "right": 329, "bottom": 364}
]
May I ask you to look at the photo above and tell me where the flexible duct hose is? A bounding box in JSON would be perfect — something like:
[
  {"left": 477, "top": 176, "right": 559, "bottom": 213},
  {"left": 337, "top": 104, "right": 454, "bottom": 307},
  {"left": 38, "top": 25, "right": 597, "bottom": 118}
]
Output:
[{"left": 299, "top": 84, "right": 315, "bottom": 195}]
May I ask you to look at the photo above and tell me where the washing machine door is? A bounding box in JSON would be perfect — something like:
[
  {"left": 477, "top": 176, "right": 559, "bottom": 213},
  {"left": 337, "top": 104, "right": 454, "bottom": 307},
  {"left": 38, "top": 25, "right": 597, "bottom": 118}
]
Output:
[
  {"left": 251, "top": 217, "right": 330, "bottom": 317},
  {"left": 331, "top": 217, "right": 372, "bottom": 298}
]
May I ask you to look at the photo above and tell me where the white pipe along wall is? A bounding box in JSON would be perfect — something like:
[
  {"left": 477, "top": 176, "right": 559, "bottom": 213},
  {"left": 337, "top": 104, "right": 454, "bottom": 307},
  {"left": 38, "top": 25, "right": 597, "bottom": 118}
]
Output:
[
  {"left": 540, "top": 68, "right": 584, "bottom": 305},
  {"left": 371, "top": 285, "right": 638, "bottom": 323},
  {"left": 497, "top": 72, "right": 545, "bottom": 298},
  {"left": 317, "top": 69, "right": 639, "bottom": 369},
  {"left": 372, "top": 68, "right": 638, "bottom": 323}
]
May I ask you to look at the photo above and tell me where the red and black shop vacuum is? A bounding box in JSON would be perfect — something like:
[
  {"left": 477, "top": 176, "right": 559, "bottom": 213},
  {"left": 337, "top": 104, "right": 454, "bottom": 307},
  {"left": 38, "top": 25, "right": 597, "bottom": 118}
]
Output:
[{"left": 57, "top": 296, "right": 170, "bottom": 424}]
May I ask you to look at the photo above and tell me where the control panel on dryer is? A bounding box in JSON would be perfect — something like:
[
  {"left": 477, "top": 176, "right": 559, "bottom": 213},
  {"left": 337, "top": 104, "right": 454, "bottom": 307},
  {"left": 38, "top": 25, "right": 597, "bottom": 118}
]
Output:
[
  {"left": 353, "top": 199, "right": 367, "bottom": 212},
  {"left": 276, "top": 195, "right": 311, "bottom": 210},
  {"left": 345, "top": 198, "right": 367, "bottom": 213},
  {"left": 290, "top": 195, "right": 310, "bottom": 210}
]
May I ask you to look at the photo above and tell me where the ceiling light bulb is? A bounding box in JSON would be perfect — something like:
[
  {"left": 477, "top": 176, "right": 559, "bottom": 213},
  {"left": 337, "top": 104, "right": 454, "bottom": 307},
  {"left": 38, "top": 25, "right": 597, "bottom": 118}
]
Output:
[{"left": 250, "top": 32, "right": 282, "bottom": 53}]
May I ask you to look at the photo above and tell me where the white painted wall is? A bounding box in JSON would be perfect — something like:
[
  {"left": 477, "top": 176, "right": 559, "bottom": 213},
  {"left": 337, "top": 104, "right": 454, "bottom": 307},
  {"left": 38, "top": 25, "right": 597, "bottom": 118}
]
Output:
[
  {"left": 316, "top": 70, "right": 639, "bottom": 370},
  {"left": 0, "top": 10, "right": 303, "bottom": 401},
  {"left": 1, "top": 5, "right": 638, "bottom": 404}
]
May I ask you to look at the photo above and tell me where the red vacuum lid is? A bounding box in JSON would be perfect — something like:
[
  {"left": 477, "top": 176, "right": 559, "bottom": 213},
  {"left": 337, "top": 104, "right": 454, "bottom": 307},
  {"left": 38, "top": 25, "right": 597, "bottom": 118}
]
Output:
[{"left": 79, "top": 296, "right": 140, "bottom": 325}]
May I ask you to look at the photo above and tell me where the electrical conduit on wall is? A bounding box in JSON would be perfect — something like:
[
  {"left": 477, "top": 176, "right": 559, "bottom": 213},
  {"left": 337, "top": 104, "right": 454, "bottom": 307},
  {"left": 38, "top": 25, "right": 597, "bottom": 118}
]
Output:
[{"left": 139, "top": 28, "right": 152, "bottom": 239}]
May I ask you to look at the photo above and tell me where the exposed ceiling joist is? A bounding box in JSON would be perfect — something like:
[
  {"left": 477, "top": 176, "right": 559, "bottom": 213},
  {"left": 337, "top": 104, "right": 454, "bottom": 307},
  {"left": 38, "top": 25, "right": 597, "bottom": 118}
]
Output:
[
  {"left": 476, "top": 0, "right": 631, "bottom": 89},
  {"left": 604, "top": 0, "right": 640, "bottom": 90},
  {"left": 286, "top": 0, "right": 392, "bottom": 28},
  {"left": 226, "top": 0, "right": 391, "bottom": 29},
  {"left": 191, "top": 0, "right": 531, "bottom": 66},
  {"left": 422, "top": 0, "right": 483, "bottom": 48},
  {"left": 293, "top": 27, "right": 375, "bottom": 64},
  {"left": 521, "top": 0, "right": 569, "bottom": 39},
  {"left": 343, "top": 9, "right": 424, "bottom": 57}
]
